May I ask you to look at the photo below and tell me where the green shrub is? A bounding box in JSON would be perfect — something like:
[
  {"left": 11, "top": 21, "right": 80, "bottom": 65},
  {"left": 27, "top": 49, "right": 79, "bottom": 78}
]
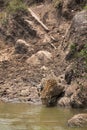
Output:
[
  {"left": 79, "top": 44, "right": 87, "bottom": 64},
  {"left": 65, "top": 43, "right": 77, "bottom": 60},
  {"left": 53, "top": 0, "right": 62, "bottom": 9},
  {"left": 74, "top": 44, "right": 87, "bottom": 78},
  {"left": 84, "top": 5, "right": 87, "bottom": 10},
  {"left": 0, "top": 0, "right": 28, "bottom": 25},
  {"left": 70, "top": 43, "right": 76, "bottom": 52},
  {"left": 0, "top": 12, "right": 8, "bottom": 25},
  {"left": 6, "top": 0, "right": 28, "bottom": 14}
]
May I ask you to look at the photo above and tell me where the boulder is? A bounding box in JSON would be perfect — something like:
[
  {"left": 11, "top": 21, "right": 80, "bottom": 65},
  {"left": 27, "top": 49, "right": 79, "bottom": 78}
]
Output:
[
  {"left": 65, "top": 10, "right": 87, "bottom": 56},
  {"left": 65, "top": 82, "right": 78, "bottom": 97},
  {"left": 26, "top": 50, "right": 52, "bottom": 65},
  {"left": 15, "top": 39, "right": 29, "bottom": 54},
  {"left": 57, "top": 0, "right": 87, "bottom": 19},
  {"left": 57, "top": 80, "right": 87, "bottom": 108},
  {"left": 41, "top": 78, "right": 64, "bottom": 107},
  {"left": 68, "top": 114, "right": 87, "bottom": 127},
  {"left": 70, "top": 81, "right": 87, "bottom": 108},
  {"left": 20, "top": 89, "right": 30, "bottom": 97},
  {"left": 37, "top": 78, "right": 46, "bottom": 96},
  {"left": 58, "top": 97, "right": 71, "bottom": 107},
  {"left": 68, "top": 10, "right": 87, "bottom": 50}
]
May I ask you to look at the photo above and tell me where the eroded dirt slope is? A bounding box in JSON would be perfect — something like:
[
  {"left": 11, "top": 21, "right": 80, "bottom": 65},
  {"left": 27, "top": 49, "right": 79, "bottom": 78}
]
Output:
[{"left": 0, "top": 0, "right": 87, "bottom": 104}]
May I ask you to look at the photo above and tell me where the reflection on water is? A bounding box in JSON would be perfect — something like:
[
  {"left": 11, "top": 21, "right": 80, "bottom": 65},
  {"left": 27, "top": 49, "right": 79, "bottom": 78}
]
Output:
[{"left": 0, "top": 103, "right": 86, "bottom": 130}]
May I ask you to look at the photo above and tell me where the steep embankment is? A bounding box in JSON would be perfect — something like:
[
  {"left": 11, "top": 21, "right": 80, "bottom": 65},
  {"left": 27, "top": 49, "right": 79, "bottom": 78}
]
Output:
[
  {"left": 0, "top": 0, "right": 67, "bottom": 103},
  {"left": 0, "top": 0, "right": 87, "bottom": 107}
]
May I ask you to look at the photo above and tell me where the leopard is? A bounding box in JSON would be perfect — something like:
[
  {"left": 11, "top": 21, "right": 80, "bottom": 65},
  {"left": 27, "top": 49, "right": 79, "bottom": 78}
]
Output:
[{"left": 40, "top": 78, "right": 64, "bottom": 107}]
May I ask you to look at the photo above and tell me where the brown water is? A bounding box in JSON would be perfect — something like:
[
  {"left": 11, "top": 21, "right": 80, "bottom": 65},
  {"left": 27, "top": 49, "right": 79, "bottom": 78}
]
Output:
[{"left": 0, "top": 103, "right": 86, "bottom": 130}]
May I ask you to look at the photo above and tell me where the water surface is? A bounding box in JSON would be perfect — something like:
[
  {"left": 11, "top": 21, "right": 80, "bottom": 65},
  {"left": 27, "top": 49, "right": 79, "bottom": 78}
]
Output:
[{"left": 0, "top": 103, "right": 86, "bottom": 130}]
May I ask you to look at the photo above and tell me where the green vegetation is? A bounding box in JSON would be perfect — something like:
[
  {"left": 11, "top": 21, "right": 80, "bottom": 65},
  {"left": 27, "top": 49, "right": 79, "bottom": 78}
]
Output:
[
  {"left": 84, "top": 4, "right": 87, "bottom": 10},
  {"left": 0, "top": 11, "right": 8, "bottom": 25},
  {"left": 0, "top": 0, "right": 28, "bottom": 25},
  {"left": 70, "top": 43, "right": 77, "bottom": 54},
  {"left": 6, "top": 0, "right": 28, "bottom": 14},
  {"left": 69, "top": 43, "right": 87, "bottom": 63},
  {"left": 66, "top": 43, "right": 87, "bottom": 78},
  {"left": 72, "top": 43, "right": 87, "bottom": 78},
  {"left": 65, "top": 43, "right": 77, "bottom": 60},
  {"left": 53, "top": 0, "right": 62, "bottom": 8},
  {"left": 79, "top": 44, "right": 87, "bottom": 63}
]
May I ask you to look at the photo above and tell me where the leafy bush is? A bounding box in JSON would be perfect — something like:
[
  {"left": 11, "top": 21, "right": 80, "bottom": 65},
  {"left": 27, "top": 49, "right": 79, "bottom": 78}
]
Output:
[
  {"left": 0, "top": 12, "right": 8, "bottom": 25},
  {"left": 79, "top": 44, "right": 87, "bottom": 65},
  {"left": 70, "top": 43, "right": 77, "bottom": 52},
  {"left": 6, "top": 0, "right": 28, "bottom": 14},
  {"left": 65, "top": 43, "right": 77, "bottom": 60},
  {"left": 66, "top": 43, "right": 87, "bottom": 78},
  {"left": 84, "top": 4, "right": 87, "bottom": 10},
  {"left": 74, "top": 44, "right": 87, "bottom": 78},
  {"left": 0, "top": 0, "right": 28, "bottom": 25},
  {"left": 53, "top": 0, "right": 62, "bottom": 9}
]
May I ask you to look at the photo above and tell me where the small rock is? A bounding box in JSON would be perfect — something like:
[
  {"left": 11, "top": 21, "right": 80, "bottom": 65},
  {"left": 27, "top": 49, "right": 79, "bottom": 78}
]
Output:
[
  {"left": 65, "top": 82, "right": 78, "bottom": 97},
  {"left": 41, "top": 66, "right": 48, "bottom": 71},
  {"left": 70, "top": 86, "right": 87, "bottom": 108},
  {"left": 15, "top": 39, "right": 29, "bottom": 54},
  {"left": 65, "top": 65, "right": 74, "bottom": 85},
  {"left": 20, "top": 89, "right": 30, "bottom": 97},
  {"left": 58, "top": 97, "right": 71, "bottom": 107}
]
